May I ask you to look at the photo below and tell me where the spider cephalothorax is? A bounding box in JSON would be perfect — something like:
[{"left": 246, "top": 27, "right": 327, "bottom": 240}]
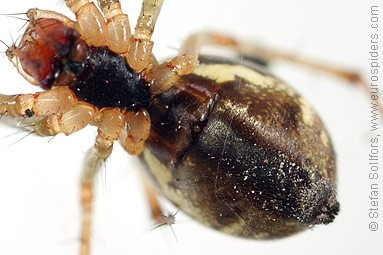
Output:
[
  {"left": 1, "top": 3, "right": 199, "bottom": 252},
  {"left": 4, "top": 0, "right": 198, "bottom": 158}
]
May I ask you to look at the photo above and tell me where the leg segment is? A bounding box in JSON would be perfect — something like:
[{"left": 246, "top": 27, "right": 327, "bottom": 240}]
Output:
[
  {"left": 80, "top": 148, "right": 104, "bottom": 255},
  {"left": 94, "top": 108, "right": 124, "bottom": 159},
  {"left": 80, "top": 106, "right": 150, "bottom": 254},
  {"left": 119, "top": 108, "right": 151, "bottom": 155},
  {"left": 180, "top": 32, "right": 362, "bottom": 82},
  {"left": 0, "top": 87, "right": 76, "bottom": 117},
  {"left": 98, "top": 0, "right": 131, "bottom": 54},
  {"left": 127, "top": 0, "right": 164, "bottom": 71},
  {"left": 180, "top": 32, "right": 382, "bottom": 115},
  {"left": 66, "top": 0, "right": 164, "bottom": 72},
  {"left": 65, "top": 0, "right": 108, "bottom": 46},
  {"left": 0, "top": 87, "right": 97, "bottom": 136},
  {"left": 145, "top": 53, "right": 199, "bottom": 95},
  {"left": 141, "top": 173, "right": 164, "bottom": 223},
  {"left": 34, "top": 101, "right": 97, "bottom": 136}
]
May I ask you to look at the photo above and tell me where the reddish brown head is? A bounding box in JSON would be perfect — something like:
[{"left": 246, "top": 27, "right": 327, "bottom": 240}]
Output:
[{"left": 7, "top": 17, "right": 88, "bottom": 90}]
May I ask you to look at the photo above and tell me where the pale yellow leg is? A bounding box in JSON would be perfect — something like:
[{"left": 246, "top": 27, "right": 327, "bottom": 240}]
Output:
[
  {"left": 98, "top": 0, "right": 131, "bottom": 54},
  {"left": 145, "top": 53, "right": 199, "bottom": 95},
  {"left": 65, "top": 0, "right": 108, "bottom": 46},
  {"left": 80, "top": 106, "right": 152, "bottom": 255},
  {"left": 0, "top": 87, "right": 97, "bottom": 137},
  {"left": 126, "top": 0, "right": 164, "bottom": 72},
  {"left": 33, "top": 102, "right": 97, "bottom": 136},
  {"left": 94, "top": 108, "right": 124, "bottom": 159},
  {"left": 119, "top": 108, "right": 151, "bottom": 156},
  {"left": 78, "top": 107, "right": 128, "bottom": 255},
  {"left": 0, "top": 87, "right": 76, "bottom": 117}
]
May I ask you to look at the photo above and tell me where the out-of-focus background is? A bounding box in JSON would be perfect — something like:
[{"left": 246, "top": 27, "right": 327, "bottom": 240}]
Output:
[{"left": 0, "top": 0, "right": 381, "bottom": 255}]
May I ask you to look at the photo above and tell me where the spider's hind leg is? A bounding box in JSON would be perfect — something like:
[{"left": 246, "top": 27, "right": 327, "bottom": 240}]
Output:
[
  {"left": 180, "top": 32, "right": 382, "bottom": 116},
  {"left": 180, "top": 32, "right": 365, "bottom": 83},
  {"left": 80, "top": 148, "right": 104, "bottom": 255},
  {"left": 79, "top": 107, "right": 151, "bottom": 255},
  {"left": 79, "top": 107, "right": 125, "bottom": 255},
  {"left": 141, "top": 172, "right": 164, "bottom": 223}
]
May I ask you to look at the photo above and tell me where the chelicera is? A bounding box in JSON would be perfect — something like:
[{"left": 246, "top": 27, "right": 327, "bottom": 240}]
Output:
[{"left": 0, "top": 0, "right": 373, "bottom": 254}]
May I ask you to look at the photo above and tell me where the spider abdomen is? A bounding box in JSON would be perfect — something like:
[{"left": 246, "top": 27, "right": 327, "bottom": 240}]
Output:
[{"left": 141, "top": 56, "right": 339, "bottom": 239}]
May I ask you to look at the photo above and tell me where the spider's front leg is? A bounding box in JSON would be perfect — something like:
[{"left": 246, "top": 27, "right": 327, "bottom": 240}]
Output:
[
  {"left": 66, "top": 0, "right": 133, "bottom": 54},
  {"left": 126, "top": 0, "right": 163, "bottom": 71},
  {"left": 0, "top": 88, "right": 151, "bottom": 255},
  {"left": 0, "top": 87, "right": 96, "bottom": 136},
  {"left": 113, "top": 0, "right": 199, "bottom": 94},
  {"left": 1, "top": 88, "right": 100, "bottom": 255},
  {"left": 65, "top": 0, "right": 108, "bottom": 47}
]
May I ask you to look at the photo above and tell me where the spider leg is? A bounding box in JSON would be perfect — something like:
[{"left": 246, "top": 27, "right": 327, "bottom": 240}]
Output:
[
  {"left": 180, "top": 32, "right": 382, "bottom": 115},
  {"left": 119, "top": 108, "right": 151, "bottom": 156},
  {"left": 94, "top": 108, "right": 124, "bottom": 159},
  {"left": 141, "top": 172, "right": 164, "bottom": 223},
  {"left": 127, "top": 0, "right": 164, "bottom": 72},
  {"left": 181, "top": 32, "right": 364, "bottom": 83},
  {"left": 0, "top": 87, "right": 75, "bottom": 118},
  {"left": 144, "top": 52, "right": 199, "bottom": 95},
  {"left": 97, "top": 0, "right": 131, "bottom": 54},
  {"left": 79, "top": 107, "right": 128, "bottom": 255},
  {"left": 65, "top": 0, "right": 108, "bottom": 47},
  {"left": 0, "top": 87, "right": 98, "bottom": 136},
  {"left": 80, "top": 148, "right": 104, "bottom": 255},
  {"left": 77, "top": 107, "right": 150, "bottom": 254}
]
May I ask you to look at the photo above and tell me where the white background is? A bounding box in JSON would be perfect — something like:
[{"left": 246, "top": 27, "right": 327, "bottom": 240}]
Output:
[{"left": 0, "top": 0, "right": 382, "bottom": 255}]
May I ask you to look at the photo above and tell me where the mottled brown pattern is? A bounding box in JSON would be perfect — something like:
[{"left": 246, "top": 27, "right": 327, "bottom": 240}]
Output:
[{"left": 141, "top": 57, "right": 339, "bottom": 239}]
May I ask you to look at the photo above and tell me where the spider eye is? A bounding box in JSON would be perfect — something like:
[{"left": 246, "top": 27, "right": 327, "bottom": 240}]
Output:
[{"left": 71, "top": 39, "right": 89, "bottom": 64}]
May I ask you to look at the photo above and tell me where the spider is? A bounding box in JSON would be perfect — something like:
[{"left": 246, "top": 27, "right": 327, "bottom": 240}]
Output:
[{"left": 0, "top": 0, "right": 380, "bottom": 255}]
